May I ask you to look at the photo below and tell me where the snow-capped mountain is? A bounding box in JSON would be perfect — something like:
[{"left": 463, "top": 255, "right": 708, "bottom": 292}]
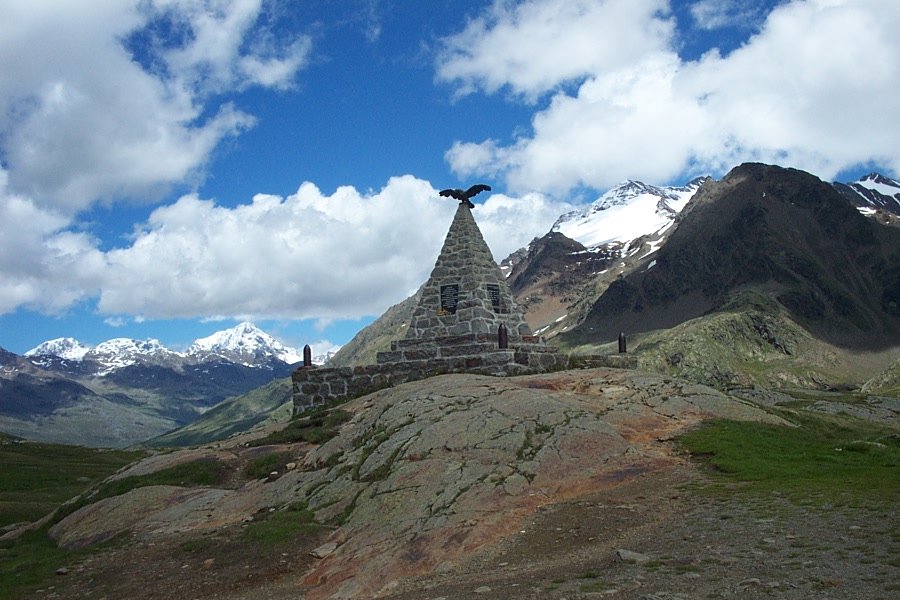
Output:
[
  {"left": 833, "top": 173, "right": 900, "bottom": 216},
  {"left": 188, "top": 322, "right": 303, "bottom": 365},
  {"left": 23, "top": 322, "right": 308, "bottom": 376},
  {"left": 25, "top": 337, "right": 91, "bottom": 361},
  {"left": 551, "top": 177, "right": 708, "bottom": 248}
]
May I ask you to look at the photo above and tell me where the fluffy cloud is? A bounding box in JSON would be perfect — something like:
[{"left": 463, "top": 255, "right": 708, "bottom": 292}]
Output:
[
  {"left": 0, "top": 0, "right": 310, "bottom": 212},
  {"left": 87, "top": 177, "right": 563, "bottom": 321},
  {"left": 0, "top": 170, "right": 105, "bottom": 314},
  {"left": 0, "top": 169, "right": 568, "bottom": 320},
  {"left": 441, "top": 0, "right": 900, "bottom": 193},
  {"left": 437, "top": 0, "right": 673, "bottom": 99}
]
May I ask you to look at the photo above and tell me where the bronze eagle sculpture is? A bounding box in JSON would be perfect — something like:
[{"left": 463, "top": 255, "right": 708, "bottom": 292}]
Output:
[{"left": 439, "top": 184, "right": 491, "bottom": 208}]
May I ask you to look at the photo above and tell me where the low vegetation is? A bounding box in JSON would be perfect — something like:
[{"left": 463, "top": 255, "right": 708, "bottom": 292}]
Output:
[
  {"left": 0, "top": 435, "right": 144, "bottom": 529},
  {"left": 248, "top": 407, "right": 351, "bottom": 447},
  {"left": 679, "top": 409, "right": 899, "bottom": 505},
  {"left": 0, "top": 437, "right": 145, "bottom": 600}
]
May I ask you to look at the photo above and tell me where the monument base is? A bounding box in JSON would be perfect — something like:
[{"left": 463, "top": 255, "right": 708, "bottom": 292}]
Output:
[{"left": 292, "top": 334, "right": 568, "bottom": 414}]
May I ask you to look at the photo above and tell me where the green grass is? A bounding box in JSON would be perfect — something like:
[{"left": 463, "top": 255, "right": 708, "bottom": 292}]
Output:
[
  {"left": 248, "top": 408, "right": 351, "bottom": 447},
  {"left": 679, "top": 411, "right": 900, "bottom": 504},
  {"left": 0, "top": 438, "right": 144, "bottom": 529},
  {"left": 0, "top": 439, "right": 145, "bottom": 600},
  {"left": 240, "top": 501, "right": 323, "bottom": 545},
  {"left": 52, "top": 456, "right": 231, "bottom": 526},
  {"left": 244, "top": 451, "right": 293, "bottom": 479}
]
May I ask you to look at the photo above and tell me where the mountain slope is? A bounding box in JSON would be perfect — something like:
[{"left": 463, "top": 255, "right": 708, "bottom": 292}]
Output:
[
  {"left": 560, "top": 163, "right": 900, "bottom": 350},
  {"left": 1, "top": 323, "right": 303, "bottom": 447},
  {"left": 551, "top": 177, "right": 707, "bottom": 247},
  {"left": 833, "top": 172, "right": 900, "bottom": 216},
  {"left": 144, "top": 377, "right": 293, "bottom": 447}
]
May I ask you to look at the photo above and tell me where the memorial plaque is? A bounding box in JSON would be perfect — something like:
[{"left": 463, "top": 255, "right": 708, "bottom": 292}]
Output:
[
  {"left": 487, "top": 284, "right": 501, "bottom": 310},
  {"left": 440, "top": 284, "right": 459, "bottom": 314}
]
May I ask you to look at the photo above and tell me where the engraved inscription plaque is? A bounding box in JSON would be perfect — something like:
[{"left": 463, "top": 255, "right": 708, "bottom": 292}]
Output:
[
  {"left": 487, "top": 284, "right": 500, "bottom": 310},
  {"left": 440, "top": 284, "right": 459, "bottom": 314}
]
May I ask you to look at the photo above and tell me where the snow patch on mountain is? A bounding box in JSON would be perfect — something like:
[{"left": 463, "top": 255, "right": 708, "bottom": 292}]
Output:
[
  {"left": 188, "top": 322, "right": 302, "bottom": 365},
  {"left": 24, "top": 322, "right": 306, "bottom": 375},
  {"left": 551, "top": 177, "right": 707, "bottom": 248},
  {"left": 25, "top": 338, "right": 91, "bottom": 361},
  {"left": 833, "top": 172, "right": 900, "bottom": 216}
]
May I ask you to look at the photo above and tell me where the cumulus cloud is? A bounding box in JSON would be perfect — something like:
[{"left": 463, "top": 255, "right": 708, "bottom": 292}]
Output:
[
  {"left": 0, "top": 168, "right": 568, "bottom": 320},
  {"left": 87, "top": 177, "right": 560, "bottom": 321},
  {"left": 0, "top": 169, "right": 105, "bottom": 314},
  {"left": 437, "top": 0, "right": 673, "bottom": 99},
  {"left": 0, "top": 0, "right": 310, "bottom": 212},
  {"left": 473, "top": 192, "right": 575, "bottom": 260},
  {"left": 441, "top": 0, "right": 900, "bottom": 193}
]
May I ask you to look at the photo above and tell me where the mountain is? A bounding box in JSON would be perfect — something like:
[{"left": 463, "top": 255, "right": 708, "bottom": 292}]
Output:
[
  {"left": 331, "top": 164, "right": 900, "bottom": 392},
  {"left": 833, "top": 172, "right": 900, "bottom": 217},
  {"left": 187, "top": 321, "right": 303, "bottom": 365},
  {"left": 551, "top": 177, "right": 708, "bottom": 248},
  {"left": 560, "top": 163, "right": 900, "bottom": 351},
  {"left": 143, "top": 377, "right": 293, "bottom": 448},
  {"left": 1, "top": 323, "right": 306, "bottom": 447},
  {"left": 25, "top": 338, "right": 91, "bottom": 361},
  {"left": 23, "top": 322, "right": 304, "bottom": 377}
]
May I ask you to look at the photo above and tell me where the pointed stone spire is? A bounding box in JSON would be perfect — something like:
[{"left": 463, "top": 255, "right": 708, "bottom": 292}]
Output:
[{"left": 406, "top": 202, "right": 532, "bottom": 341}]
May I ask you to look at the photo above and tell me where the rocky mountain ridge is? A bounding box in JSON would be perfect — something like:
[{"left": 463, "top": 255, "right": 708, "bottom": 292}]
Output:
[
  {"left": 833, "top": 172, "right": 900, "bottom": 216},
  {"left": 24, "top": 322, "right": 310, "bottom": 376},
  {"left": 1, "top": 323, "right": 320, "bottom": 447}
]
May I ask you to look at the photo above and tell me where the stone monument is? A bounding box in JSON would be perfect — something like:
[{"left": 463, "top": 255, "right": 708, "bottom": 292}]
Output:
[{"left": 292, "top": 186, "right": 567, "bottom": 413}]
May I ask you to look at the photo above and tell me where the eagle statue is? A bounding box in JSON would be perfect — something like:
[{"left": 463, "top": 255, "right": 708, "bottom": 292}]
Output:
[{"left": 439, "top": 184, "right": 491, "bottom": 208}]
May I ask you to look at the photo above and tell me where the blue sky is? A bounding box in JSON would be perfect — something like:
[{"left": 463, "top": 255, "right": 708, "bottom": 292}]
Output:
[{"left": 1, "top": 0, "right": 898, "bottom": 355}]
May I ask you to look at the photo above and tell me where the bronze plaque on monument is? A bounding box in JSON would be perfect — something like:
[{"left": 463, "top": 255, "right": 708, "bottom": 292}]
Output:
[{"left": 440, "top": 284, "right": 459, "bottom": 314}]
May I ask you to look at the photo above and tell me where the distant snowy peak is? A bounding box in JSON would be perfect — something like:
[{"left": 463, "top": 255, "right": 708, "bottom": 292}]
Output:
[
  {"left": 25, "top": 337, "right": 91, "bottom": 361},
  {"left": 23, "top": 322, "right": 304, "bottom": 374},
  {"left": 188, "top": 322, "right": 302, "bottom": 365},
  {"left": 552, "top": 176, "right": 708, "bottom": 248},
  {"left": 834, "top": 173, "right": 900, "bottom": 216},
  {"left": 92, "top": 338, "right": 167, "bottom": 357}
]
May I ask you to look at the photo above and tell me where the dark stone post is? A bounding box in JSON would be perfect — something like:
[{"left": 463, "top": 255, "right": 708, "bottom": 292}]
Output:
[
  {"left": 617, "top": 332, "right": 627, "bottom": 353},
  {"left": 303, "top": 344, "right": 313, "bottom": 367},
  {"left": 498, "top": 323, "right": 509, "bottom": 349}
]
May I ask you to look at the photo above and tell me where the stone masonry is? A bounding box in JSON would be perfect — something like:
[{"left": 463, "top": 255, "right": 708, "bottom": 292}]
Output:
[{"left": 293, "top": 200, "right": 568, "bottom": 414}]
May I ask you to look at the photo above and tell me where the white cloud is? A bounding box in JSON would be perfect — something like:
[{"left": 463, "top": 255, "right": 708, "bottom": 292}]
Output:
[
  {"left": 474, "top": 193, "right": 575, "bottom": 260},
  {"left": 0, "top": 170, "right": 567, "bottom": 320},
  {"left": 442, "top": 0, "right": 900, "bottom": 193},
  {"left": 689, "top": 0, "right": 768, "bottom": 30},
  {"left": 437, "top": 0, "right": 674, "bottom": 99},
  {"left": 96, "top": 176, "right": 557, "bottom": 321},
  {"left": 0, "top": 0, "right": 310, "bottom": 212},
  {"left": 0, "top": 169, "right": 106, "bottom": 314}
]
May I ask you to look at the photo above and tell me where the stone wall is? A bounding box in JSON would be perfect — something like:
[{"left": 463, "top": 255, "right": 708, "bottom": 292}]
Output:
[{"left": 292, "top": 342, "right": 570, "bottom": 414}]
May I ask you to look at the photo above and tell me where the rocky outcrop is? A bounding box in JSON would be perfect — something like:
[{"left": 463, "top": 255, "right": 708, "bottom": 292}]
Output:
[{"left": 48, "top": 369, "right": 784, "bottom": 599}]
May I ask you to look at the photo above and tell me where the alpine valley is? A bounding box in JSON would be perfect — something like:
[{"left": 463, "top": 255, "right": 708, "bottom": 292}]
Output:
[
  {"left": 3, "top": 163, "right": 899, "bottom": 448},
  {"left": 0, "top": 322, "right": 327, "bottom": 447},
  {"left": 4, "top": 164, "right": 900, "bottom": 600}
]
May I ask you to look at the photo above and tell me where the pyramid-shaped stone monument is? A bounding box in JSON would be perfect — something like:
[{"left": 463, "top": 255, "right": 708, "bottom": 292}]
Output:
[
  {"left": 406, "top": 201, "right": 531, "bottom": 340},
  {"left": 292, "top": 193, "right": 567, "bottom": 414}
]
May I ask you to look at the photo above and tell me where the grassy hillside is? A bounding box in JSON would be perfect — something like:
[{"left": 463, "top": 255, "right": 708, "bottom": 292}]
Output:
[
  {"left": 0, "top": 435, "right": 144, "bottom": 529},
  {"left": 564, "top": 291, "right": 898, "bottom": 390},
  {"left": 862, "top": 358, "right": 900, "bottom": 397},
  {"left": 144, "top": 377, "right": 292, "bottom": 448}
]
